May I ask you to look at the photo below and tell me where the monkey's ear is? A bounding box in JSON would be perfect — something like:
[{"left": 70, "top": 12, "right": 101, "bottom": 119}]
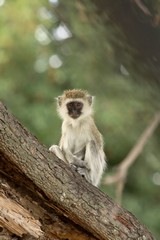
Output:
[
  {"left": 55, "top": 96, "right": 62, "bottom": 106},
  {"left": 87, "top": 95, "right": 94, "bottom": 105}
]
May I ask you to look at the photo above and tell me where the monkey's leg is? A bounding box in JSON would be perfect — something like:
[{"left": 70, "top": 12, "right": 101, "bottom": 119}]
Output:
[
  {"left": 78, "top": 140, "right": 98, "bottom": 186},
  {"left": 74, "top": 145, "right": 92, "bottom": 183},
  {"left": 84, "top": 140, "right": 106, "bottom": 186},
  {"left": 64, "top": 149, "right": 86, "bottom": 167},
  {"left": 74, "top": 147, "right": 86, "bottom": 160},
  {"left": 49, "top": 145, "right": 67, "bottom": 163}
]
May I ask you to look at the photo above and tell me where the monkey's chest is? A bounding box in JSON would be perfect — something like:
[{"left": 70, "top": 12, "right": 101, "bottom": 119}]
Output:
[{"left": 65, "top": 127, "right": 91, "bottom": 154}]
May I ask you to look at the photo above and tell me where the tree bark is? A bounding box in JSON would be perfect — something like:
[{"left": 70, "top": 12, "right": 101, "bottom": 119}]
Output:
[{"left": 0, "top": 102, "right": 155, "bottom": 240}]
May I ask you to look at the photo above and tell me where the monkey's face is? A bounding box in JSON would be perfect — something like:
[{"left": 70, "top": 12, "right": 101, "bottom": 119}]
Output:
[
  {"left": 67, "top": 101, "right": 83, "bottom": 119},
  {"left": 57, "top": 91, "right": 94, "bottom": 121}
]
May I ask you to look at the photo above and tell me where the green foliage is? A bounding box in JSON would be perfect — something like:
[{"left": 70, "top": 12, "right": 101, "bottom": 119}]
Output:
[{"left": 0, "top": 0, "right": 160, "bottom": 238}]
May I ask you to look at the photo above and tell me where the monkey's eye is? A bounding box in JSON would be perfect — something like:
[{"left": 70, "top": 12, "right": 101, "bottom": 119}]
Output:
[
  {"left": 75, "top": 102, "right": 83, "bottom": 108},
  {"left": 67, "top": 102, "right": 73, "bottom": 110},
  {"left": 67, "top": 101, "right": 83, "bottom": 110}
]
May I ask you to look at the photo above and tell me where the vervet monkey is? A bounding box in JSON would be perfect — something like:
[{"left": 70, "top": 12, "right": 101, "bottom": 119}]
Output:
[{"left": 49, "top": 89, "right": 106, "bottom": 186}]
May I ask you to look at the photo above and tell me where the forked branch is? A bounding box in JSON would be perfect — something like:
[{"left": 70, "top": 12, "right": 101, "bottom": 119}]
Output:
[{"left": 104, "top": 112, "right": 160, "bottom": 202}]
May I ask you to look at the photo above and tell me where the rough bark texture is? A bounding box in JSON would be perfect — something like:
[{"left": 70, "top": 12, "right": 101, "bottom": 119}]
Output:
[{"left": 0, "top": 102, "right": 155, "bottom": 240}]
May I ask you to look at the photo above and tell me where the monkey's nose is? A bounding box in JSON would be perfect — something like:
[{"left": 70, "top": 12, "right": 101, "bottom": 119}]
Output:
[
  {"left": 73, "top": 110, "right": 77, "bottom": 114},
  {"left": 70, "top": 110, "right": 79, "bottom": 119}
]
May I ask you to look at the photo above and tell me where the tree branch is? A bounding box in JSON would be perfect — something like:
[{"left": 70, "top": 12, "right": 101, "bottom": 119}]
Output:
[
  {"left": 0, "top": 193, "right": 42, "bottom": 238},
  {"left": 0, "top": 102, "right": 154, "bottom": 240},
  {"left": 133, "top": 0, "right": 152, "bottom": 16},
  {"left": 104, "top": 112, "right": 160, "bottom": 202}
]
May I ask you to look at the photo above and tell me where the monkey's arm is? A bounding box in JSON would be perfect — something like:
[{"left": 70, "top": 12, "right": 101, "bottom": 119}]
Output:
[
  {"left": 49, "top": 145, "right": 83, "bottom": 166},
  {"left": 59, "top": 136, "right": 87, "bottom": 167},
  {"left": 49, "top": 145, "right": 67, "bottom": 163},
  {"left": 74, "top": 148, "right": 86, "bottom": 160},
  {"left": 77, "top": 140, "right": 106, "bottom": 186},
  {"left": 49, "top": 144, "right": 84, "bottom": 170},
  {"left": 64, "top": 150, "right": 87, "bottom": 167}
]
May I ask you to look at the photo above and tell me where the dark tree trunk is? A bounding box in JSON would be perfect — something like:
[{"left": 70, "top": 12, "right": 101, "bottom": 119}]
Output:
[
  {"left": 0, "top": 102, "right": 155, "bottom": 240},
  {"left": 92, "top": 0, "right": 160, "bottom": 83}
]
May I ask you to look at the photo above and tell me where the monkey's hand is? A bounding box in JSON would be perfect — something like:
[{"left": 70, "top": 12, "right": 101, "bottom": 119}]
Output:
[
  {"left": 76, "top": 166, "right": 91, "bottom": 184},
  {"left": 71, "top": 157, "right": 89, "bottom": 168}
]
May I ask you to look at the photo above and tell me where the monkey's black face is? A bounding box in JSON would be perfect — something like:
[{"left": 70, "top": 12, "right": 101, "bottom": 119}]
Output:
[{"left": 67, "top": 101, "right": 83, "bottom": 119}]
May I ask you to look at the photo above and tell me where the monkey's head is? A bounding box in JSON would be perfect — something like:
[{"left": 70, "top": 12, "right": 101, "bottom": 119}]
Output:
[{"left": 56, "top": 89, "right": 94, "bottom": 121}]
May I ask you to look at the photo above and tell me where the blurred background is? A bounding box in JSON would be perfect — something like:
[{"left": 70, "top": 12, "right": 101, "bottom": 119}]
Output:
[{"left": 0, "top": 0, "right": 160, "bottom": 238}]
